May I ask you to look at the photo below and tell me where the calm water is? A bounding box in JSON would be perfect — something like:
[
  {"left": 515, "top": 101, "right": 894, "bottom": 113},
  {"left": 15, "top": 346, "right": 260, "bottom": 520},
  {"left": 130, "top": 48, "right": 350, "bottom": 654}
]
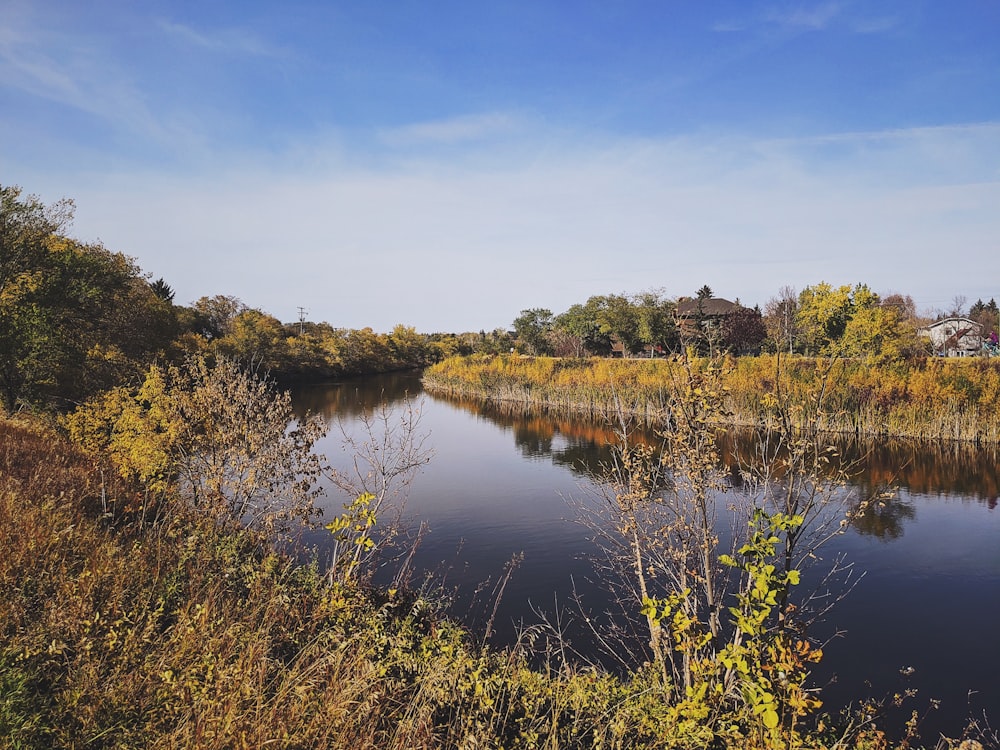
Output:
[{"left": 291, "top": 372, "right": 1000, "bottom": 740}]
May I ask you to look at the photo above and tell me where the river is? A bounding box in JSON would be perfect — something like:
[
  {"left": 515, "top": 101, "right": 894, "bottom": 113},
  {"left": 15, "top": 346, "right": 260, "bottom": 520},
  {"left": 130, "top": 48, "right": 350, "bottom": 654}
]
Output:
[{"left": 291, "top": 371, "right": 999, "bottom": 742}]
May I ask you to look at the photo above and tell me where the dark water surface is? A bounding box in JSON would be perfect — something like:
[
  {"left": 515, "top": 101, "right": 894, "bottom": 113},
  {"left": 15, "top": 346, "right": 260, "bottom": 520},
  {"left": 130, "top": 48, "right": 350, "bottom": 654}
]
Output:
[{"left": 291, "top": 372, "right": 999, "bottom": 741}]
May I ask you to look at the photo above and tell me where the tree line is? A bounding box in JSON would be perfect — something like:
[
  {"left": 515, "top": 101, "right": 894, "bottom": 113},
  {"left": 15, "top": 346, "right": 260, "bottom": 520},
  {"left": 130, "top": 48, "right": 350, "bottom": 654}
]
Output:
[
  {"left": 505, "top": 282, "right": 1000, "bottom": 362},
  {"left": 0, "top": 185, "right": 443, "bottom": 414},
  {"left": 5, "top": 183, "right": 997, "bottom": 413}
]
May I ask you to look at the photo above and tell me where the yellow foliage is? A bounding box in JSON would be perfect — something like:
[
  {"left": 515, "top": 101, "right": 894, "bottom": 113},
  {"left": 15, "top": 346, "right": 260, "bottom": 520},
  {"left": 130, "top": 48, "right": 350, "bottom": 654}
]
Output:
[{"left": 425, "top": 353, "right": 1000, "bottom": 443}]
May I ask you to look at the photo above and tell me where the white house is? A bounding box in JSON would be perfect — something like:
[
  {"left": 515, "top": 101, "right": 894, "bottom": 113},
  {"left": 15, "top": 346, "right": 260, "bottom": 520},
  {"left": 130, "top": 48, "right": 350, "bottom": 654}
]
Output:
[{"left": 918, "top": 317, "right": 984, "bottom": 356}]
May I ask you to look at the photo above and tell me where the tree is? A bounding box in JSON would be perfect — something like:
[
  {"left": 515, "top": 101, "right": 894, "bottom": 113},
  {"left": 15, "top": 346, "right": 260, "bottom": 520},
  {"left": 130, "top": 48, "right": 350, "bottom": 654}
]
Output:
[
  {"left": 697, "top": 284, "right": 714, "bottom": 300},
  {"left": 150, "top": 278, "right": 175, "bottom": 303},
  {"left": 839, "top": 304, "right": 902, "bottom": 360},
  {"left": 881, "top": 292, "right": 917, "bottom": 323},
  {"left": 764, "top": 286, "right": 800, "bottom": 354},
  {"left": 185, "top": 295, "right": 248, "bottom": 340},
  {"left": 553, "top": 301, "right": 610, "bottom": 357},
  {"left": 585, "top": 360, "right": 857, "bottom": 744},
  {"left": 388, "top": 324, "right": 431, "bottom": 367},
  {"left": 512, "top": 308, "right": 554, "bottom": 355},
  {"left": 64, "top": 355, "right": 328, "bottom": 536},
  {"left": 722, "top": 305, "right": 767, "bottom": 355},
  {"left": 795, "top": 283, "right": 859, "bottom": 355},
  {"left": 1, "top": 185, "right": 72, "bottom": 411},
  {"left": 970, "top": 298, "right": 999, "bottom": 335},
  {"left": 594, "top": 294, "right": 641, "bottom": 356},
  {"left": 0, "top": 186, "right": 164, "bottom": 411},
  {"left": 793, "top": 283, "right": 927, "bottom": 360},
  {"left": 947, "top": 294, "right": 968, "bottom": 318},
  {"left": 633, "top": 290, "right": 678, "bottom": 357},
  {"left": 324, "top": 393, "right": 432, "bottom": 581},
  {"left": 217, "top": 309, "right": 289, "bottom": 371}
]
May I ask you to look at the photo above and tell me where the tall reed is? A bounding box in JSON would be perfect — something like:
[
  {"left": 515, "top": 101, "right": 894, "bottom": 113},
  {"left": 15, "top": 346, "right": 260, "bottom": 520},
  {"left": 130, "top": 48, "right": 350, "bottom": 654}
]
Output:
[{"left": 423, "top": 354, "right": 1000, "bottom": 443}]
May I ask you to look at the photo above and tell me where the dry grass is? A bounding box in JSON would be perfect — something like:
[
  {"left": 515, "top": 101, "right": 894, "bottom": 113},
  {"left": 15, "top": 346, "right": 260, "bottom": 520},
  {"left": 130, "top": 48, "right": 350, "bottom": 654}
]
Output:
[{"left": 423, "top": 354, "right": 1000, "bottom": 443}]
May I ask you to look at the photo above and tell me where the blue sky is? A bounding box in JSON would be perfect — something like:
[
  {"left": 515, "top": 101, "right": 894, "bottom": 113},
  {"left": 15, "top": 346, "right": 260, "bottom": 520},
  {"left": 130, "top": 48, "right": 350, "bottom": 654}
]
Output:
[{"left": 3, "top": 1, "right": 999, "bottom": 332}]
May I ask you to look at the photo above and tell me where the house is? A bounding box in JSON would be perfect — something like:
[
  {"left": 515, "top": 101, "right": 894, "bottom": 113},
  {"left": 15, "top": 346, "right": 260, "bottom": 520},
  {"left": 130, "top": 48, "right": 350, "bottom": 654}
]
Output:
[
  {"left": 675, "top": 296, "right": 739, "bottom": 340},
  {"left": 918, "top": 317, "right": 984, "bottom": 356}
]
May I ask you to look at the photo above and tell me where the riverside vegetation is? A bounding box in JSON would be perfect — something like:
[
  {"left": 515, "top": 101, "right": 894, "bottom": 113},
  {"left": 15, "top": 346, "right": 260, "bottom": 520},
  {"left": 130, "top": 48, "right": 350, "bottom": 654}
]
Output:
[
  {"left": 422, "top": 353, "right": 1000, "bottom": 444},
  {"left": 3, "top": 355, "right": 994, "bottom": 748}
]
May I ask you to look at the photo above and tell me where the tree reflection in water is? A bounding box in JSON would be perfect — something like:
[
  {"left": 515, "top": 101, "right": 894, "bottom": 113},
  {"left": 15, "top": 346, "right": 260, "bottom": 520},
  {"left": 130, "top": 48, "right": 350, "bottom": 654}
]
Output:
[{"left": 435, "top": 395, "right": 999, "bottom": 540}]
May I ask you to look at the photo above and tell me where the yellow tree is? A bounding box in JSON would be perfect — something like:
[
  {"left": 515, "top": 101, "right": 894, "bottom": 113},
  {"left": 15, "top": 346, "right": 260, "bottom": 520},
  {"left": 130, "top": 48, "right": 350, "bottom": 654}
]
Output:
[
  {"left": 795, "top": 282, "right": 855, "bottom": 355},
  {"left": 65, "top": 356, "right": 327, "bottom": 535},
  {"left": 217, "top": 308, "right": 289, "bottom": 371}
]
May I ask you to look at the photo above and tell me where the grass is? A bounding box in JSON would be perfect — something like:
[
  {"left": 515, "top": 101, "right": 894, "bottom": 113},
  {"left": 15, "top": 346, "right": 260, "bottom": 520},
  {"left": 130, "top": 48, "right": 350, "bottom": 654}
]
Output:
[{"left": 422, "top": 353, "right": 1000, "bottom": 444}]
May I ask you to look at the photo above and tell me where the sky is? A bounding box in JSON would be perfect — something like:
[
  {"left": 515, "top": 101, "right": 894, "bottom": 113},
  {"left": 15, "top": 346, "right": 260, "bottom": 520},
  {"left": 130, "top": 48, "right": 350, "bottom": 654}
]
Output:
[{"left": 3, "top": 1, "right": 999, "bottom": 332}]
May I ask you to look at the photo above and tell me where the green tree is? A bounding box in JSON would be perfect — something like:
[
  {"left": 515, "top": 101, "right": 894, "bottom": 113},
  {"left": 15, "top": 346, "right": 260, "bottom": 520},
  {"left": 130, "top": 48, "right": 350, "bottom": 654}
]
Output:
[
  {"left": 150, "top": 277, "right": 175, "bottom": 302},
  {"left": 553, "top": 301, "right": 608, "bottom": 357},
  {"left": 184, "top": 295, "right": 248, "bottom": 340},
  {"left": 633, "top": 290, "right": 678, "bottom": 357},
  {"left": 0, "top": 186, "right": 165, "bottom": 411},
  {"left": 512, "top": 308, "right": 554, "bottom": 355},
  {"left": 970, "top": 297, "right": 999, "bottom": 336},
  {"left": 478, "top": 327, "right": 516, "bottom": 355},
  {"left": 594, "top": 294, "right": 641, "bottom": 356},
  {"left": 0, "top": 186, "right": 72, "bottom": 411}
]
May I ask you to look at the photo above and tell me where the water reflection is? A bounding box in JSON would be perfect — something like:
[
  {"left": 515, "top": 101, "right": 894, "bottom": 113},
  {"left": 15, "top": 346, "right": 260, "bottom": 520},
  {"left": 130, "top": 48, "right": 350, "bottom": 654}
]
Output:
[
  {"left": 292, "top": 371, "right": 422, "bottom": 420},
  {"left": 434, "top": 394, "right": 1000, "bottom": 527},
  {"left": 294, "top": 374, "right": 1000, "bottom": 513}
]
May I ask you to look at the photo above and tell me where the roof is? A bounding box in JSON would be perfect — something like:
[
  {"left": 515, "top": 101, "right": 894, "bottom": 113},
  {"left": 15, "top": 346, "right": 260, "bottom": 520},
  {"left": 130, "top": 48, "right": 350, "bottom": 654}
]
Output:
[
  {"left": 676, "top": 297, "right": 739, "bottom": 317},
  {"left": 918, "top": 316, "right": 980, "bottom": 332}
]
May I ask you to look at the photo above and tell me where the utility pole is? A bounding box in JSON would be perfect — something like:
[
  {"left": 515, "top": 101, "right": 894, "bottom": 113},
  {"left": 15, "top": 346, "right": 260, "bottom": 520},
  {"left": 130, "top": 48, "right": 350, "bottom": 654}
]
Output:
[{"left": 297, "top": 307, "right": 307, "bottom": 336}]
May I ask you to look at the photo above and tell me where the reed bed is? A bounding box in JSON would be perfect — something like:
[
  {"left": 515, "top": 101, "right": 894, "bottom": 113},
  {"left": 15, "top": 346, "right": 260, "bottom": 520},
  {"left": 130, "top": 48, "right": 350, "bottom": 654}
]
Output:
[{"left": 423, "top": 354, "right": 1000, "bottom": 444}]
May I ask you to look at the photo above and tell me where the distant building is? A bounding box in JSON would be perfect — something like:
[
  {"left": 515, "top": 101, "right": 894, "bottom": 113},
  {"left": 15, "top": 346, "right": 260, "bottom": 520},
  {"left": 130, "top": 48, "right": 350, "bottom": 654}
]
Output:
[
  {"left": 675, "top": 296, "right": 739, "bottom": 340},
  {"left": 918, "top": 317, "right": 984, "bottom": 356}
]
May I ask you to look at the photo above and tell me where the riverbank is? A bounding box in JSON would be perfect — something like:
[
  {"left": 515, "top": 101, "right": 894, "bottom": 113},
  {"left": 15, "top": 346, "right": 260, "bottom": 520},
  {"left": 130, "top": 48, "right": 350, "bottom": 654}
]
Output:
[
  {"left": 0, "top": 416, "right": 655, "bottom": 748},
  {"left": 422, "top": 353, "right": 1000, "bottom": 443},
  {"left": 5, "top": 412, "right": 977, "bottom": 749}
]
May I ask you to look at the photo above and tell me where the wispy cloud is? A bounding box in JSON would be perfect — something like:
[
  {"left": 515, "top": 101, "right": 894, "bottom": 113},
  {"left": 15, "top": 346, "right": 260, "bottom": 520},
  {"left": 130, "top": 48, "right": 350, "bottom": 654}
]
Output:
[
  {"left": 47, "top": 120, "right": 1000, "bottom": 331},
  {"left": 0, "top": 16, "right": 169, "bottom": 141},
  {"left": 711, "top": 21, "right": 746, "bottom": 33},
  {"left": 715, "top": 3, "right": 899, "bottom": 37},
  {"left": 157, "top": 19, "right": 285, "bottom": 58},
  {"left": 765, "top": 2, "right": 844, "bottom": 31},
  {"left": 378, "top": 113, "right": 527, "bottom": 148}
]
